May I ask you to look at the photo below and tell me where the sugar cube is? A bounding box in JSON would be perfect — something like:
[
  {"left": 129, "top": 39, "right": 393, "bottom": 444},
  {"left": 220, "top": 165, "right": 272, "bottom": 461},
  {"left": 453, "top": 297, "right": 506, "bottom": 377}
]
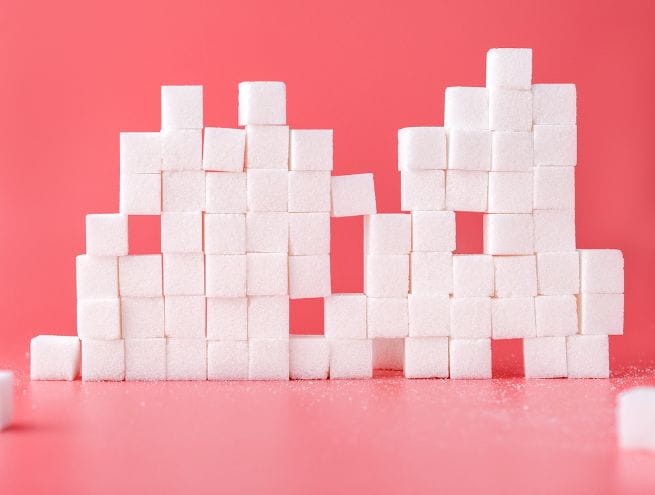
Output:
[
  {"left": 161, "top": 212, "right": 202, "bottom": 253},
  {"left": 330, "top": 174, "right": 376, "bottom": 217},
  {"left": 30, "top": 335, "right": 80, "bottom": 381},
  {"left": 537, "top": 252, "right": 580, "bottom": 295},
  {"left": 491, "top": 131, "right": 533, "bottom": 171},
  {"left": 205, "top": 171, "right": 246, "bottom": 213},
  {"left": 410, "top": 252, "right": 454, "bottom": 294},
  {"left": 324, "top": 293, "right": 367, "bottom": 339},
  {"left": 450, "top": 297, "right": 492, "bottom": 339},
  {"left": 364, "top": 254, "right": 409, "bottom": 297},
  {"left": 125, "top": 338, "right": 166, "bottom": 381},
  {"left": 491, "top": 297, "right": 536, "bottom": 340},
  {"left": 493, "top": 255, "right": 537, "bottom": 297},
  {"left": 76, "top": 255, "right": 118, "bottom": 299},
  {"left": 162, "top": 170, "right": 206, "bottom": 212},
  {"left": 483, "top": 213, "right": 534, "bottom": 255},
  {"left": 81, "top": 339, "right": 125, "bottom": 381},
  {"left": 445, "top": 170, "right": 489, "bottom": 212},
  {"left": 489, "top": 89, "right": 532, "bottom": 131},
  {"left": 566, "top": 335, "right": 609, "bottom": 378},
  {"left": 202, "top": 127, "right": 245, "bottom": 172},
  {"left": 411, "top": 211, "right": 455, "bottom": 252},
  {"left": 447, "top": 129, "right": 491, "bottom": 170},
  {"left": 166, "top": 339, "right": 207, "bottom": 380},
  {"left": 238, "top": 82, "right": 286, "bottom": 126},
  {"left": 120, "top": 132, "right": 161, "bottom": 174},
  {"left": 449, "top": 339, "right": 492, "bottom": 379},
  {"left": 364, "top": 214, "right": 411, "bottom": 254},
  {"left": 204, "top": 214, "right": 246, "bottom": 254},
  {"left": 532, "top": 84, "right": 576, "bottom": 125},
  {"left": 617, "top": 387, "right": 655, "bottom": 451},
  {"left": 248, "top": 339, "right": 289, "bottom": 380},
  {"left": 367, "top": 297, "right": 408, "bottom": 338},
  {"left": 161, "top": 129, "right": 202, "bottom": 170},
  {"left": 206, "top": 255, "right": 247, "bottom": 297},
  {"left": 289, "top": 336, "right": 330, "bottom": 379},
  {"left": 579, "top": 293, "right": 624, "bottom": 335},
  {"left": 290, "top": 129, "right": 333, "bottom": 171},
  {"left": 247, "top": 170, "right": 288, "bottom": 212},
  {"left": 444, "top": 87, "right": 489, "bottom": 130},
  {"left": 535, "top": 295, "right": 578, "bottom": 337},
  {"left": 533, "top": 166, "right": 575, "bottom": 210},
  {"left": 246, "top": 253, "right": 288, "bottom": 296},
  {"left": 77, "top": 298, "right": 121, "bottom": 340},
  {"left": 246, "top": 212, "right": 289, "bottom": 253},
  {"left": 487, "top": 171, "right": 533, "bottom": 213},
  {"left": 86, "top": 214, "right": 128, "bottom": 256},
  {"left": 408, "top": 294, "right": 450, "bottom": 337},
  {"left": 398, "top": 127, "right": 447, "bottom": 170},
  {"left": 119, "top": 173, "right": 161, "bottom": 215},
  {"left": 206, "top": 297, "right": 247, "bottom": 340},
  {"left": 118, "top": 255, "right": 163, "bottom": 297},
  {"left": 404, "top": 337, "right": 449, "bottom": 378},
  {"left": 533, "top": 210, "right": 576, "bottom": 252},
  {"left": 161, "top": 85, "right": 203, "bottom": 129},
  {"left": 330, "top": 339, "right": 372, "bottom": 379},
  {"left": 400, "top": 170, "right": 446, "bottom": 211},
  {"left": 289, "top": 212, "right": 330, "bottom": 255},
  {"left": 162, "top": 253, "right": 205, "bottom": 296},
  {"left": 579, "top": 249, "right": 624, "bottom": 294},
  {"left": 247, "top": 296, "right": 289, "bottom": 339},
  {"left": 533, "top": 125, "right": 577, "bottom": 166},
  {"left": 0, "top": 371, "right": 12, "bottom": 430},
  {"left": 121, "top": 297, "right": 165, "bottom": 339},
  {"left": 486, "top": 48, "right": 532, "bottom": 89},
  {"left": 453, "top": 255, "right": 494, "bottom": 297},
  {"left": 372, "top": 338, "right": 404, "bottom": 370},
  {"left": 289, "top": 255, "right": 331, "bottom": 299},
  {"left": 207, "top": 341, "right": 249, "bottom": 380},
  {"left": 288, "top": 171, "right": 331, "bottom": 212},
  {"left": 523, "top": 336, "right": 567, "bottom": 378},
  {"left": 245, "top": 125, "right": 289, "bottom": 169},
  {"left": 164, "top": 296, "right": 206, "bottom": 339}
]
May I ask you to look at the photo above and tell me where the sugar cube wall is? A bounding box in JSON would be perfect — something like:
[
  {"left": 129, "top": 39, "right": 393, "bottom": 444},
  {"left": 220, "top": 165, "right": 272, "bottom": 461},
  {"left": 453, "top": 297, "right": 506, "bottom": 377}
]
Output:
[
  {"left": 330, "top": 339, "right": 372, "bottom": 379},
  {"left": 404, "top": 337, "right": 449, "bottom": 378},
  {"left": 486, "top": 48, "right": 532, "bottom": 89},
  {"left": 205, "top": 254, "right": 247, "bottom": 297},
  {"left": 30, "top": 336, "right": 80, "bottom": 381},
  {"left": 491, "top": 131, "right": 533, "bottom": 171},
  {"left": 120, "top": 132, "right": 161, "bottom": 174},
  {"left": 401, "top": 170, "right": 446, "bottom": 211},
  {"left": 367, "top": 297, "right": 408, "bottom": 338},
  {"left": 489, "top": 89, "right": 532, "bottom": 131},
  {"left": 324, "top": 294, "right": 367, "bottom": 339},
  {"left": 289, "top": 336, "right": 330, "bottom": 380},
  {"left": 449, "top": 339, "right": 492, "bottom": 379},
  {"left": 206, "top": 172, "right": 246, "bottom": 213},
  {"left": 532, "top": 84, "right": 576, "bottom": 125},
  {"left": 288, "top": 171, "right": 331, "bottom": 212},
  {"left": 245, "top": 125, "right": 289, "bottom": 170},
  {"left": 491, "top": 297, "right": 536, "bottom": 340},
  {"left": 205, "top": 214, "right": 246, "bottom": 254},
  {"left": 164, "top": 296, "right": 206, "bottom": 339},
  {"left": 579, "top": 249, "right": 624, "bottom": 294},
  {"left": 247, "top": 170, "right": 288, "bottom": 212},
  {"left": 76, "top": 255, "right": 118, "bottom": 299},
  {"left": 162, "top": 171, "right": 206, "bottom": 212},
  {"left": 289, "top": 255, "right": 331, "bottom": 299},
  {"left": 161, "top": 129, "right": 202, "bottom": 170},
  {"left": 410, "top": 252, "right": 453, "bottom": 295},
  {"left": 82, "top": 339, "right": 125, "bottom": 381},
  {"left": 398, "top": 127, "right": 447, "bottom": 170},
  {"left": 364, "top": 254, "right": 409, "bottom": 297},
  {"left": 523, "top": 337, "right": 567, "bottom": 378},
  {"left": 125, "top": 338, "right": 166, "bottom": 381},
  {"left": 447, "top": 129, "right": 491, "bottom": 171},
  {"left": 207, "top": 297, "right": 247, "bottom": 341},
  {"left": 161, "top": 213, "right": 202, "bottom": 253},
  {"left": 411, "top": 211, "right": 455, "bottom": 252},
  {"left": 289, "top": 213, "right": 330, "bottom": 255},
  {"left": 208, "top": 341, "right": 249, "bottom": 380},
  {"left": 444, "top": 87, "right": 489, "bottom": 130},
  {"left": 331, "top": 174, "right": 376, "bottom": 217},
  {"left": 290, "top": 129, "right": 333, "bottom": 171},
  {"left": 566, "top": 335, "right": 609, "bottom": 378},
  {"left": 408, "top": 294, "right": 450, "bottom": 337},
  {"left": 247, "top": 296, "right": 289, "bottom": 339},
  {"left": 535, "top": 295, "right": 578, "bottom": 337},
  {"left": 445, "top": 170, "right": 488, "bottom": 212},
  {"left": 249, "top": 339, "right": 289, "bottom": 380},
  {"left": 119, "top": 255, "right": 163, "bottom": 296},
  {"left": 77, "top": 298, "right": 121, "bottom": 340},
  {"left": 167, "top": 339, "right": 207, "bottom": 380},
  {"left": 450, "top": 297, "right": 491, "bottom": 339},
  {"left": 364, "top": 214, "right": 411, "bottom": 255},
  {"left": 121, "top": 297, "right": 165, "bottom": 339},
  {"left": 203, "top": 127, "right": 245, "bottom": 172}
]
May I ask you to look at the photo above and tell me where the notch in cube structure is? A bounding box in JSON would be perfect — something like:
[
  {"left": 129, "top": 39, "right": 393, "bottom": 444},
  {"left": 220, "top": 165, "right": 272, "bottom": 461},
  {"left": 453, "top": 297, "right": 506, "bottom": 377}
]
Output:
[{"left": 324, "top": 293, "right": 367, "bottom": 340}]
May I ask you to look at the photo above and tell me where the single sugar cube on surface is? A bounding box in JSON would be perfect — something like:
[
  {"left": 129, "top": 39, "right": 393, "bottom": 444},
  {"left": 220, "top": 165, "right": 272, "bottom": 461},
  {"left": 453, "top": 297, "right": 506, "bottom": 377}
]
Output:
[
  {"left": 162, "top": 171, "right": 206, "bottom": 212},
  {"left": 367, "top": 297, "right": 408, "bottom": 338},
  {"left": 453, "top": 255, "right": 494, "bottom": 297},
  {"left": 447, "top": 129, "right": 491, "bottom": 171},
  {"left": 400, "top": 170, "right": 446, "bottom": 211},
  {"left": 289, "top": 212, "right": 330, "bottom": 255},
  {"left": 238, "top": 81, "right": 286, "bottom": 126},
  {"left": 410, "top": 252, "right": 454, "bottom": 295},
  {"left": 532, "top": 84, "right": 576, "bottom": 125},
  {"left": 444, "top": 87, "right": 489, "bottom": 130},
  {"left": 82, "top": 339, "right": 125, "bottom": 381},
  {"left": 76, "top": 255, "right": 118, "bottom": 299},
  {"left": 523, "top": 336, "right": 567, "bottom": 378},
  {"left": 86, "top": 214, "right": 128, "bottom": 256},
  {"left": 404, "top": 337, "right": 449, "bottom": 378},
  {"left": 247, "top": 296, "right": 289, "bottom": 339},
  {"left": 246, "top": 212, "right": 289, "bottom": 253},
  {"left": 248, "top": 339, "right": 289, "bottom": 380},
  {"left": 533, "top": 166, "right": 575, "bottom": 210},
  {"left": 77, "top": 298, "right": 121, "bottom": 340},
  {"left": 537, "top": 252, "right": 580, "bottom": 295},
  {"left": 364, "top": 254, "right": 409, "bottom": 297},
  {"left": 161, "top": 129, "right": 202, "bottom": 170},
  {"left": 120, "top": 132, "right": 161, "bottom": 174},
  {"left": 125, "top": 338, "right": 166, "bottom": 381},
  {"left": 289, "top": 255, "right": 331, "bottom": 299},
  {"left": 411, "top": 211, "right": 455, "bottom": 252},
  {"left": 483, "top": 213, "right": 534, "bottom": 255},
  {"left": 450, "top": 297, "right": 492, "bottom": 339},
  {"left": 535, "top": 295, "right": 578, "bottom": 337},
  {"left": 204, "top": 214, "right": 246, "bottom": 254},
  {"left": 491, "top": 297, "right": 536, "bottom": 339},
  {"left": 408, "top": 294, "right": 450, "bottom": 337},
  {"left": 0, "top": 371, "right": 13, "bottom": 430},
  {"left": 161, "top": 85, "right": 203, "bottom": 129},
  {"left": 161, "top": 212, "right": 203, "bottom": 253},
  {"left": 289, "top": 336, "right": 330, "bottom": 380},
  {"left": 247, "top": 170, "right": 288, "bottom": 212},
  {"left": 579, "top": 249, "right": 624, "bottom": 294},
  {"left": 205, "top": 172, "right": 246, "bottom": 213},
  {"left": 119, "top": 173, "right": 161, "bottom": 215},
  {"left": 398, "top": 127, "right": 447, "bottom": 170},
  {"left": 491, "top": 131, "right": 533, "bottom": 171},
  {"left": 288, "top": 171, "right": 331, "bottom": 213},
  {"left": 330, "top": 174, "right": 376, "bottom": 217},
  {"left": 533, "top": 210, "right": 576, "bottom": 252},
  {"left": 202, "top": 127, "right": 245, "bottom": 172},
  {"left": 118, "top": 255, "right": 163, "bottom": 297},
  {"left": 205, "top": 254, "right": 247, "bottom": 298},
  {"left": 486, "top": 48, "right": 532, "bottom": 89},
  {"left": 533, "top": 125, "right": 577, "bottom": 166},
  {"left": 207, "top": 341, "right": 249, "bottom": 380},
  {"left": 566, "top": 335, "right": 609, "bottom": 378},
  {"left": 445, "top": 170, "right": 489, "bottom": 212},
  {"left": 245, "top": 125, "right": 289, "bottom": 170},
  {"left": 579, "top": 293, "right": 624, "bottom": 335},
  {"left": 489, "top": 89, "right": 532, "bottom": 131},
  {"left": 493, "top": 255, "right": 537, "bottom": 297},
  {"left": 166, "top": 339, "right": 207, "bottom": 380},
  {"left": 30, "top": 335, "right": 80, "bottom": 381},
  {"left": 164, "top": 296, "right": 206, "bottom": 339},
  {"left": 324, "top": 293, "right": 367, "bottom": 339},
  {"left": 330, "top": 339, "right": 372, "bottom": 379},
  {"left": 372, "top": 338, "right": 404, "bottom": 370},
  {"left": 121, "top": 297, "right": 165, "bottom": 339},
  {"left": 487, "top": 171, "right": 533, "bottom": 213},
  {"left": 246, "top": 253, "right": 288, "bottom": 296},
  {"left": 449, "top": 338, "right": 492, "bottom": 379},
  {"left": 364, "top": 214, "right": 411, "bottom": 254},
  {"left": 163, "top": 253, "right": 205, "bottom": 296},
  {"left": 617, "top": 387, "right": 655, "bottom": 451},
  {"left": 290, "top": 129, "right": 333, "bottom": 171},
  {"left": 206, "top": 297, "right": 247, "bottom": 341}
]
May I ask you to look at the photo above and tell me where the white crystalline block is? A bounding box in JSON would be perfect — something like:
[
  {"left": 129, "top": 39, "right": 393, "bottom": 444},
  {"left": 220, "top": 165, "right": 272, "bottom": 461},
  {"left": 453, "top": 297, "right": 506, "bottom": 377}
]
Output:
[
  {"left": 207, "top": 341, "right": 249, "bottom": 380},
  {"left": 247, "top": 170, "right": 288, "bottom": 212},
  {"left": 372, "top": 338, "right": 404, "bottom": 370},
  {"left": 533, "top": 210, "right": 575, "bottom": 252},
  {"left": 579, "top": 293, "right": 624, "bottom": 335},
  {"left": 204, "top": 214, "right": 246, "bottom": 254},
  {"left": 535, "top": 295, "right": 578, "bottom": 337},
  {"left": 245, "top": 125, "right": 289, "bottom": 170},
  {"left": 162, "top": 171, "right": 206, "bottom": 212},
  {"left": 444, "top": 87, "right": 489, "bottom": 130},
  {"left": 81, "top": 339, "right": 125, "bottom": 381},
  {"left": 579, "top": 249, "right": 624, "bottom": 294},
  {"left": 290, "top": 129, "right": 333, "bottom": 171},
  {"left": 248, "top": 339, "right": 289, "bottom": 380},
  {"left": 247, "top": 296, "right": 289, "bottom": 339},
  {"left": 533, "top": 125, "right": 577, "bottom": 166},
  {"left": 493, "top": 255, "right": 537, "bottom": 297},
  {"left": 289, "top": 212, "right": 330, "bottom": 255},
  {"left": 408, "top": 294, "right": 450, "bottom": 337},
  {"left": 125, "top": 338, "right": 166, "bottom": 381},
  {"left": 447, "top": 129, "right": 492, "bottom": 171},
  {"left": 491, "top": 131, "right": 533, "bottom": 171},
  {"left": 364, "top": 254, "right": 409, "bottom": 297},
  {"left": 489, "top": 89, "right": 532, "bottom": 131},
  {"left": 400, "top": 170, "right": 446, "bottom": 211},
  {"left": 289, "top": 336, "right": 330, "bottom": 380},
  {"left": 532, "top": 84, "right": 577, "bottom": 125},
  {"left": 453, "top": 255, "right": 494, "bottom": 297},
  {"left": 537, "top": 252, "right": 580, "bottom": 295},
  {"left": 76, "top": 255, "right": 118, "bottom": 299},
  {"left": 324, "top": 293, "right": 367, "bottom": 339},
  {"left": 120, "top": 173, "right": 161, "bottom": 215},
  {"left": 404, "top": 337, "right": 449, "bottom": 378},
  {"left": 491, "top": 297, "right": 536, "bottom": 340},
  {"left": 330, "top": 174, "right": 376, "bottom": 217},
  {"left": 364, "top": 214, "right": 411, "bottom": 254},
  {"left": 450, "top": 297, "right": 492, "bottom": 339},
  {"left": 533, "top": 167, "right": 575, "bottom": 210},
  {"left": 161, "top": 85, "right": 203, "bottom": 129},
  {"left": 161, "top": 129, "right": 202, "bottom": 170},
  {"left": 289, "top": 255, "right": 331, "bottom": 299},
  {"left": 246, "top": 253, "right": 288, "bottom": 296},
  {"left": 77, "top": 298, "right": 121, "bottom": 340},
  {"left": 0, "top": 371, "right": 13, "bottom": 429},
  {"left": 120, "top": 132, "right": 161, "bottom": 174},
  {"left": 164, "top": 296, "right": 206, "bottom": 339},
  {"left": 617, "top": 387, "right": 655, "bottom": 451},
  {"left": 488, "top": 171, "right": 533, "bottom": 214},
  {"left": 411, "top": 211, "right": 455, "bottom": 252},
  {"left": 206, "top": 254, "right": 247, "bottom": 297},
  {"left": 398, "top": 127, "right": 447, "bottom": 170},
  {"left": 121, "top": 297, "right": 165, "bottom": 339},
  {"left": 449, "top": 339, "right": 492, "bottom": 379},
  {"left": 238, "top": 82, "right": 286, "bottom": 126},
  {"left": 118, "top": 255, "right": 163, "bottom": 297},
  {"left": 161, "top": 212, "right": 202, "bottom": 253},
  {"left": 166, "top": 339, "right": 207, "bottom": 380},
  {"left": 206, "top": 297, "right": 247, "bottom": 340},
  {"left": 86, "top": 214, "right": 128, "bottom": 256},
  {"left": 523, "top": 336, "right": 567, "bottom": 378},
  {"left": 30, "top": 335, "right": 80, "bottom": 380},
  {"left": 246, "top": 212, "right": 289, "bottom": 253},
  {"left": 330, "top": 339, "right": 372, "bottom": 379},
  {"left": 486, "top": 48, "right": 532, "bottom": 89},
  {"left": 367, "top": 297, "right": 408, "bottom": 338},
  {"left": 205, "top": 172, "right": 246, "bottom": 213},
  {"left": 445, "top": 170, "right": 489, "bottom": 212},
  {"left": 483, "top": 213, "right": 534, "bottom": 255},
  {"left": 202, "top": 127, "right": 245, "bottom": 172},
  {"left": 566, "top": 335, "right": 609, "bottom": 378},
  {"left": 410, "top": 252, "right": 454, "bottom": 295},
  {"left": 162, "top": 253, "right": 204, "bottom": 296},
  {"left": 288, "top": 171, "right": 331, "bottom": 213}
]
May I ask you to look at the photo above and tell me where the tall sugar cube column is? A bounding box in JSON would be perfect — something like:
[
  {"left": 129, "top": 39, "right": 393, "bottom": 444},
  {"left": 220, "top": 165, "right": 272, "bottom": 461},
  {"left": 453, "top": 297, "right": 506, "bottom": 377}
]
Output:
[
  {"left": 579, "top": 249, "right": 624, "bottom": 335},
  {"left": 0, "top": 371, "right": 13, "bottom": 430},
  {"left": 238, "top": 82, "right": 286, "bottom": 126},
  {"left": 486, "top": 48, "right": 532, "bottom": 89},
  {"left": 289, "top": 336, "right": 330, "bottom": 380},
  {"left": 119, "top": 132, "right": 162, "bottom": 215},
  {"left": 246, "top": 125, "right": 289, "bottom": 169}
]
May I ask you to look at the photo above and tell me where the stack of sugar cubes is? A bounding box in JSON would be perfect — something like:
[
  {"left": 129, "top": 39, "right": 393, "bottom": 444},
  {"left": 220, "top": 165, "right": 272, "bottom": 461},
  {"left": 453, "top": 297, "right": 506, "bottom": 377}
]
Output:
[{"left": 29, "top": 47, "right": 623, "bottom": 382}]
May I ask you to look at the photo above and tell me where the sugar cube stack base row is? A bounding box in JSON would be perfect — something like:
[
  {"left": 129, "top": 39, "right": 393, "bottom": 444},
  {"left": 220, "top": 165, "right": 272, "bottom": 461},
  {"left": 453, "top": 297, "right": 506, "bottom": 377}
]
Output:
[{"left": 30, "top": 48, "right": 624, "bottom": 382}]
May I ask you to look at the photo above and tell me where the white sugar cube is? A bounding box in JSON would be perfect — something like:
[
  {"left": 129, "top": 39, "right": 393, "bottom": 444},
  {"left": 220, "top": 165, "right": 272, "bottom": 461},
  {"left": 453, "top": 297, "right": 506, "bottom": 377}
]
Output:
[
  {"left": 411, "top": 211, "right": 455, "bottom": 252},
  {"left": 493, "top": 255, "right": 537, "bottom": 297},
  {"left": 238, "top": 82, "right": 286, "bottom": 126},
  {"left": 579, "top": 293, "right": 624, "bottom": 335},
  {"left": 483, "top": 213, "right": 534, "bottom": 255},
  {"left": 125, "top": 338, "right": 166, "bottom": 381},
  {"left": 246, "top": 253, "right": 288, "bottom": 296},
  {"left": 533, "top": 167, "right": 575, "bottom": 210},
  {"left": 324, "top": 293, "right": 367, "bottom": 339},
  {"left": 289, "top": 212, "right": 330, "bottom": 255},
  {"left": 120, "top": 132, "right": 161, "bottom": 174},
  {"left": 0, "top": 371, "right": 13, "bottom": 429},
  {"left": 247, "top": 170, "right": 288, "bottom": 212},
  {"left": 330, "top": 339, "right": 372, "bottom": 379},
  {"left": 450, "top": 297, "right": 492, "bottom": 339},
  {"left": 486, "top": 48, "right": 532, "bottom": 89},
  {"left": 453, "top": 255, "right": 494, "bottom": 297},
  {"left": 248, "top": 339, "right": 289, "bottom": 380},
  {"left": 330, "top": 174, "right": 376, "bottom": 217},
  {"left": 579, "top": 249, "right": 624, "bottom": 294},
  {"left": 533, "top": 210, "right": 575, "bottom": 252},
  {"left": 161, "top": 129, "right": 202, "bottom": 170},
  {"left": 202, "top": 127, "right": 245, "bottom": 172},
  {"left": 491, "top": 297, "right": 536, "bottom": 339},
  {"left": 491, "top": 131, "right": 533, "bottom": 171},
  {"left": 364, "top": 254, "right": 409, "bottom": 297},
  {"left": 76, "top": 255, "right": 118, "bottom": 299},
  {"left": 537, "top": 252, "right": 580, "bottom": 295},
  {"left": 77, "top": 298, "right": 121, "bottom": 340},
  {"left": 372, "top": 338, "right": 404, "bottom": 370},
  {"left": 617, "top": 387, "right": 655, "bottom": 451},
  {"left": 161, "top": 212, "right": 202, "bottom": 253},
  {"left": 121, "top": 297, "right": 165, "bottom": 339},
  {"left": 566, "top": 335, "right": 609, "bottom": 378},
  {"left": 445, "top": 170, "right": 489, "bottom": 212},
  {"left": 532, "top": 84, "right": 576, "bottom": 125},
  {"left": 535, "top": 295, "right": 578, "bottom": 337},
  {"left": 163, "top": 253, "right": 205, "bottom": 296},
  {"left": 164, "top": 296, "right": 206, "bottom": 339},
  {"left": 400, "top": 170, "right": 446, "bottom": 211},
  {"left": 245, "top": 125, "right": 289, "bottom": 169},
  {"left": 246, "top": 212, "right": 289, "bottom": 253},
  {"left": 206, "top": 297, "right": 247, "bottom": 340},
  {"left": 82, "top": 339, "right": 125, "bottom": 381},
  {"left": 533, "top": 125, "right": 577, "bottom": 166},
  {"left": 523, "top": 336, "right": 567, "bottom": 378},
  {"left": 398, "top": 127, "right": 447, "bottom": 170},
  {"left": 86, "top": 214, "right": 128, "bottom": 256},
  {"left": 364, "top": 214, "right": 411, "bottom": 254},
  {"left": 120, "top": 173, "right": 161, "bottom": 215},
  {"left": 289, "top": 255, "right": 331, "bottom": 299},
  {"left": 119, "top": 255, "right": 163, "bottom": 297},
  {"left": 404, "top": 337, "right": 449, "bottom": 378},
  {"left": 444, "top": 87, "right": 489, "bottom": 130},
  {"left": 447, "top": 129, "right": 491, "bottom": 170},
  {"left": 30, "top": 335, "right": 80, "bottom": 380},
  {"left": 489, "top": 89, "right": 532, "bottom": 131},
  {"left": 205, "top": 254, "right": 247, "bottom": 297},
  {"left": 162, "top": 170, "right": 206, "bottom": 212},
  {"left": 290, "top": 129, "right": 333, "bottom": 171},
  {"left": 289, "top": 336, "right": 330, "bottom": 380},
  {"left": 204, "top": 214, "right": 246, "bottom": 254},
  {"left": 207, "top": 341, "right": 249, "bottom": 380},
  {"left": 161, "top": 85, "right": 203, "bottom": 129},
  {"left": 247, "top": 296, "right": 289, "bottom": 339},
  {"left": 408, "top": 294, "right": 450, "bottom": 337},
  {"left": 205, "top": 172, "right": 246, "bottom": 213},
  {"left": 487, "top": 171, "right": 533, "bottom": 213},
  {"left": 367, "top": 297, "right": 408, "bottom": 338},
  {"left": 166, "top": 339, "right": 207, "bottom": 380},
  {"left": 288, "top": 171, "right": 331, "bottom": 212},
  {"left": 449, "top": 338, "right": 492, "bottom": 379},
  {"left": 410, "top": 252, "right": 454, "bottom": 295}
]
